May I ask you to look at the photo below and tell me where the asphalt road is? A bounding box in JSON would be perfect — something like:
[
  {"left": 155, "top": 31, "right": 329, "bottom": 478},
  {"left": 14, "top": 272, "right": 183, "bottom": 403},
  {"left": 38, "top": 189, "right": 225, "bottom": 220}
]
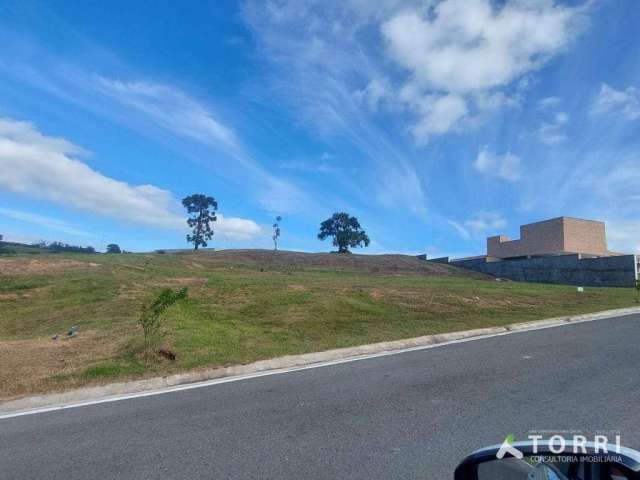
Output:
[{"left": 2, "top": 313, "right": 639, "bottom": 479}]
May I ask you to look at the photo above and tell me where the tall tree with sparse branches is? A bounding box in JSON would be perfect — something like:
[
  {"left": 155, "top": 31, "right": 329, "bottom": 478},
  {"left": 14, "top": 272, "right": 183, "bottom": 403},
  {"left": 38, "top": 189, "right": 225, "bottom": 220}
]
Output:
[
  {"left": 318, "top": 212, "right": 370, "bottom": 253},
  {"left": 272, "top": 216, "right": 282, "bottom": 250},
  {"left": 182, "top": 194, "right": 217, "bottom": 250}
]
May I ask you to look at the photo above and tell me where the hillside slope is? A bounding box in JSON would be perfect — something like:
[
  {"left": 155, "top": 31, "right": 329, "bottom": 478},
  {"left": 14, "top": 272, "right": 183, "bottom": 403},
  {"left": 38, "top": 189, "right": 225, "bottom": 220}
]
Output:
[
  {"left": 0, "top": 248, "right": 636, "bottom": 400},
  {"left": 171, "top": 249, "right": 481, "bottom": 276}
]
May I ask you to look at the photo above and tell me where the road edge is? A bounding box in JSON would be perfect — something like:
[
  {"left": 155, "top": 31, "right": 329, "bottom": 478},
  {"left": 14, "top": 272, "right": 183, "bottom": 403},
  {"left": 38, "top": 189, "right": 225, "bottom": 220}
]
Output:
[{"left": 2, "top": 305, "right": 639, "bottom": 418}]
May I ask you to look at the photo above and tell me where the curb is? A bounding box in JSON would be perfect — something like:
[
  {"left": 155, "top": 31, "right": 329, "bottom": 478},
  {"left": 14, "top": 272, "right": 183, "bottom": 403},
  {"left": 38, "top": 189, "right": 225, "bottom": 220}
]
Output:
[{"left": 2, "top": 306, "right": 639, "bottom": 418}]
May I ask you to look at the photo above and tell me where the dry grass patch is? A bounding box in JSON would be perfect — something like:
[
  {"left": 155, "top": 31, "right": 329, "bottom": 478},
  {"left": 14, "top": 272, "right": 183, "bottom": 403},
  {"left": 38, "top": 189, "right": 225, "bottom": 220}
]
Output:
[
  {"left": 0, "top": 258, "right": 100, "bottom": 275},
  {"left": 0, "top": 330, "right": 122, "bottom": 399}
]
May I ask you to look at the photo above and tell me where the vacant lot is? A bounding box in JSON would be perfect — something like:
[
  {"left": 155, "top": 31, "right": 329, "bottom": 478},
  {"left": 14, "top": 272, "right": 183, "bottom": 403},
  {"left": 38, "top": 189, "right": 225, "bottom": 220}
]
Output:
[{"left": 0, "top": 249, "right": 636, "bottom": 399}]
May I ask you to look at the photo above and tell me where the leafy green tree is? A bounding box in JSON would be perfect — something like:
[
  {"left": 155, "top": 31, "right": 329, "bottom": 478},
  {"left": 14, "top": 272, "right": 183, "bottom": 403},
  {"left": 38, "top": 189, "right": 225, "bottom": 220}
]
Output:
[
  {"left": 272, "top": 216, "right": 282, "bottom": 250},
  {"left": 45, "top": 241, "right": 95, "bottom": 253},
  {"left": 106, "top": 243, "right": 121, "bottom": 254},
  {"left": 182, "top": 194, "right": 218, "bottom": 250},
  {"left": 139, "top": 288, "right": 188, "bottom": 361},
  {"left": 318, "top": 212, "right": 370, "bottom": 253}
]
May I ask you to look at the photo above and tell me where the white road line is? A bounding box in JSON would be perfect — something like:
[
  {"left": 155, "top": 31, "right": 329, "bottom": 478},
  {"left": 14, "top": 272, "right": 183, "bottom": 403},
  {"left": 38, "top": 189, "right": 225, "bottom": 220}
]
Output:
[{"left": 0, "top": 311, "right": 634, "bottom": 420}]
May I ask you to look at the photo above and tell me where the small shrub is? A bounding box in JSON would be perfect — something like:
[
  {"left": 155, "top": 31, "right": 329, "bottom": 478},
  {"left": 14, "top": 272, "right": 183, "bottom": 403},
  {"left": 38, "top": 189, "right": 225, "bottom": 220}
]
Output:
[{"left": 139, "top": 287, "right": 188, "bottom": 362}]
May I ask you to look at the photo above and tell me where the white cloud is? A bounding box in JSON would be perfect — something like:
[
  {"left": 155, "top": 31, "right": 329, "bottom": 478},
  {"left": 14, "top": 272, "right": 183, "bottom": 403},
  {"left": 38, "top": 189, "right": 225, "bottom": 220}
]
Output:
[
  {"left": 449, "top": 211, "right": 507, "bottom": 240},
  {"left": 537, "top": 111, "right": 569, "bottom": 145},
  {"left": 401, "top": 91, "right": 468, "bottom": 140},
  {"left": 354, "top": 78, "right": 394, "bottom": 112},
  {"left": 538, "top": 96, "right": 562, "bottom": 109},
  {"left": 473, "top": 146, "right": 523, "bottom": 182},
  {"left": 0, "top": 208, "right": 96, "bottom": 237},
  {"left": 215, "top": 214, "right": 263, "bottom": 241},
  {"left": 591, "top": 83, "right": 640, "bottom": 120},
  {"left": 94, "top": 78, "right": 240, "bottom": 151},
  {"left": 381, "top": 0, "right": 585, "bottom": 140},
  {"left": 0, "top": 117, "right": 262, "bottom": 240}
]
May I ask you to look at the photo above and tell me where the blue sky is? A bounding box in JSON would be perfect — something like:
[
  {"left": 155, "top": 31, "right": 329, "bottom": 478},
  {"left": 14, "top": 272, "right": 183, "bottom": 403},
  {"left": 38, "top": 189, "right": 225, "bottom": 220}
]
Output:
[{"left": 0, "top": 0, "right": 638, "bottom": 255}]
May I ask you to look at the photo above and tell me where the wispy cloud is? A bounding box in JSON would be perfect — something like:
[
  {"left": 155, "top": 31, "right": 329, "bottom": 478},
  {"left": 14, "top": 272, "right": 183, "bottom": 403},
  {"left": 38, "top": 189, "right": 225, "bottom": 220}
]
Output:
[
  {"left": 473, "top": 146, "right": 523, "bottom": 182},
  {"left": 579, "top": 158, "right": 640, "bottom": 214},
  {"left": 537, "top": 96, "right": 562, "bottom": 109},
  {"left": 279, "top": 153, "right": 340, "bottom": 175},
  {"left": 591, "top": 83, "right": 640, "bottom": 120},
  {"left": 94, "top": 76, "right": 316, "bottom": 215},
  {"left": 242, "top": 0, "right": 430, "bottom": 218},
  {"left": 520, "top": 146, "right": 640, "bottom": 253},
  {"left": 0, "top": 207, "right": 96, "bottom": 237},
  {"left": 2, "top": 55, "right": 315, "bottom": 216},
  {"left": 537, "top": 111, "right": 569, "bottom": 145},
  {"left": 449, "top": 211, "right": 507, "bottom": 240},
  {"left": 95, "top": 78, "right": 240, "bottom": 151}
]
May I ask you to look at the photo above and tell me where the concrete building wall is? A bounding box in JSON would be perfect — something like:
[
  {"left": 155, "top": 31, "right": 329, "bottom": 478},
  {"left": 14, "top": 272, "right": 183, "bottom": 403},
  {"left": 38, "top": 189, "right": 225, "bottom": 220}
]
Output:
[
  {"left": 448, "top": 254, "right": 638, "bottom": 287},
  {"left": 487, "top": 217, "right": 609, "bottom": 258}
]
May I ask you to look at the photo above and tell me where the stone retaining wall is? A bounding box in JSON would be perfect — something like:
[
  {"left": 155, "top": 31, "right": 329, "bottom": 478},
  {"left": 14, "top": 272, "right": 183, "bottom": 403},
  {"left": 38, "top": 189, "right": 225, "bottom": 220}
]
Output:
[{"left": 444, "top": 254, "right": 639, "bottom": 287}]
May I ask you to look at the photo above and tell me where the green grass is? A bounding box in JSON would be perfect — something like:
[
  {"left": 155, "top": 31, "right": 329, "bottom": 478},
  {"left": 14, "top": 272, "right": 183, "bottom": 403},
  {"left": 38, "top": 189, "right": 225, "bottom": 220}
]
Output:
[
  {"left": 81, "top": 360, "right": 146, "bottom": 380},
  {"left": 0, "top": 250, "right": 637, "bottom": 398}
]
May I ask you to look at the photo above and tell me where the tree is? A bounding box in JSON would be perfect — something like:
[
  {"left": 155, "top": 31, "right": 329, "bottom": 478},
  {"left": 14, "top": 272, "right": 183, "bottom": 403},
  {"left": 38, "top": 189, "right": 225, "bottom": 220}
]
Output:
[
  {"left": 44, "top": 241, "right": 96, "bottom": 253},
  {"left": 182, "top": 194, "right": 218, "bottom": 250},
  {"left": 139, "top": 288, "right": 188, "bottom": 362},
  {"left": 272, "top": 216, "right": 282, "bottom": 251},
  {"left": 317, "top": 212, "right": 370, "bottom": 253},
  {"left": 106, "top": 243, "right": 121, "bottom": 254}
]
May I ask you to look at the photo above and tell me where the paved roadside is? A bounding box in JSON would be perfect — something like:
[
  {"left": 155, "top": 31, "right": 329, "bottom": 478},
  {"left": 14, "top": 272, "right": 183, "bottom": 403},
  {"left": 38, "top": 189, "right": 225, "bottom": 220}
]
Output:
[
  {"left": 1, "top": 312, "right": 639, "bottom": 479},
  {"left": 4, "top": 306, "right": 638, "bottom": 417}
]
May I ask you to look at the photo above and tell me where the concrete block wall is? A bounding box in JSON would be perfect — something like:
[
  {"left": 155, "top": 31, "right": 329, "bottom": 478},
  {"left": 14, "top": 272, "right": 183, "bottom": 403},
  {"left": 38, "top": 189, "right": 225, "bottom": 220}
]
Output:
[{"left": 448, "top": 254, "right": 638, "bottom": 287}]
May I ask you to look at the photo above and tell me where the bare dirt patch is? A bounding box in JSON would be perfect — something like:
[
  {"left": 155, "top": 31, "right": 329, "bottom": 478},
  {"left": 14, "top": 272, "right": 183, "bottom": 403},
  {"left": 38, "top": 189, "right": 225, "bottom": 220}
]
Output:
[
  {"left": 0, "top": 258, "right": 101, "bottom": 275},
  {"left": 173, "top": 249, "right": 488, "bottom": 277},
  {"left": 0, "top": 330, "right": 120, "bottom": 400},
  {"left": 0, "top": 293, "right": 22, "bottom": 301}
]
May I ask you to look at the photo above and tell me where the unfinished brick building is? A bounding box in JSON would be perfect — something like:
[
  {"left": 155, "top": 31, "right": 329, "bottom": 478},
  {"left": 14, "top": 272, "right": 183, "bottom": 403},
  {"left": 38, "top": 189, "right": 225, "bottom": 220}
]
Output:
[
  {"left": 428, "top": 217, "right": 638, "bottom": 286},
  {"left": 487, "top": 217, "right": 611, "bottom": 259}
]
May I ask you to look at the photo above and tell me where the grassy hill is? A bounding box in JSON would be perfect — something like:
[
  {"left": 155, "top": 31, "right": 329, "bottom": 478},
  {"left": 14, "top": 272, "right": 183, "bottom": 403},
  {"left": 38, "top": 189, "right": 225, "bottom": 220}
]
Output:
[{"left": 0, "top": 249, "right": 636, "bottom": 399}]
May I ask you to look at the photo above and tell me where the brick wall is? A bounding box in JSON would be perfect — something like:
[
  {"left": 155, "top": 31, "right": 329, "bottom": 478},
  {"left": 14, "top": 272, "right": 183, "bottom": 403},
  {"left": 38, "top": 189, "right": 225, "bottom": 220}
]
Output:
[
  {"left": 487, "top": 217, "right": 608, "bottom": 258},
  {"left": 562, "top": 217, "right": 608, "bottom": 256}
]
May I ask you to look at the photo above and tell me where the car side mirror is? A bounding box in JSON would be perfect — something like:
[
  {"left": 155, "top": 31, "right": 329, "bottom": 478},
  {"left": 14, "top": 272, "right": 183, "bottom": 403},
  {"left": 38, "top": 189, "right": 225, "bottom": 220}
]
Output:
[{"left": 455, "top": 440, "right": 640, "bottom": 480}]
